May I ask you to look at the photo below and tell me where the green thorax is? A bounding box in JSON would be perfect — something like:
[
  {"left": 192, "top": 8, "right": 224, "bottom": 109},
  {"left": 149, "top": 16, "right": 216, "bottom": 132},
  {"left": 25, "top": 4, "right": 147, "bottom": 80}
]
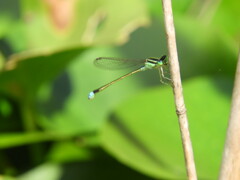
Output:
[{"left": 141, "top": 56, "right": 166, "bottom": 71}]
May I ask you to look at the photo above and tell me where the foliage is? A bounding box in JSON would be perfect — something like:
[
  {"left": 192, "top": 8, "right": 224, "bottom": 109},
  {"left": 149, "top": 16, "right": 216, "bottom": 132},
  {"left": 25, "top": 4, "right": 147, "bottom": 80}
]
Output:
[{"left": 0, "top": 0, "right": 239, "bottom": 179}]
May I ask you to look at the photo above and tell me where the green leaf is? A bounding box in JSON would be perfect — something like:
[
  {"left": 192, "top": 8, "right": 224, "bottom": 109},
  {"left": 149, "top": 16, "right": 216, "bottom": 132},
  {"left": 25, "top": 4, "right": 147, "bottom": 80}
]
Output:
[
  {"left": 0, "top": 47, "right": 87, "bottom": 100},
  {"left": 0, "top": 176, "right": 16, "bottom": 180},
  {"left": 20, "top": 0, "right": 150, "bottom": 51},
  {"left": 212, "top": 1, "right": 240, "bottom": 37},
  {"left": 18, "top": 154, "right": 157, "bottom": 180},
  {"left": 0, "top": 15, "right": 12, "bottom": 38},
  {"left": 47, "top": 142, "right": 93, "bottom": 163},
  {"left": 100, "top": 76, "right": 230, "bottom": 179},
  {"left": 18, "top": 163, "right": 62, "bottom": 180},
  {"left": 148, "top": 0, "right": 192, "bottom": 16},
  {"left": 0, "top": 51, "right": 5, "bottom": 69},
  {"left": 0, "top": 97, "right": 12, "bottom": 117}
]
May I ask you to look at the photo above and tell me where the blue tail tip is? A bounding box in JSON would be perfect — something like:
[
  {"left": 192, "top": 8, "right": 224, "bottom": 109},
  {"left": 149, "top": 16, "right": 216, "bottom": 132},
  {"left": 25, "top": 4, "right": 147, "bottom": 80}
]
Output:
[{"left": 88, "top": 92, "right": 95, "bottom": 100}]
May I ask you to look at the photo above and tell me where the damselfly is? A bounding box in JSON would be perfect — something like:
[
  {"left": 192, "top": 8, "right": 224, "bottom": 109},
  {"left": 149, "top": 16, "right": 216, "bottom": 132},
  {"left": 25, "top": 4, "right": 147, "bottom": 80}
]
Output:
[{"left": 88, "top": 55, "right": 170, "bottom": 100}]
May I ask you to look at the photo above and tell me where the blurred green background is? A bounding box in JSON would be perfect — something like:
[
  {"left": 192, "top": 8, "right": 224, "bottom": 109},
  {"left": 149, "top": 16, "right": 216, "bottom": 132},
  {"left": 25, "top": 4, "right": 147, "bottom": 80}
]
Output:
[{"left": 0, "top": 0, "right": 239, "bottom": 179}]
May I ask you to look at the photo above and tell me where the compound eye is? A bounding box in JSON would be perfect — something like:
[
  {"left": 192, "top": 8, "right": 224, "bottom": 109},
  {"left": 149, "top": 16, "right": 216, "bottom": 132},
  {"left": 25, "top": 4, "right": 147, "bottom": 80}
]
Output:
[{"left": 160, "top": 55, "right": 167, "bottom": 61}]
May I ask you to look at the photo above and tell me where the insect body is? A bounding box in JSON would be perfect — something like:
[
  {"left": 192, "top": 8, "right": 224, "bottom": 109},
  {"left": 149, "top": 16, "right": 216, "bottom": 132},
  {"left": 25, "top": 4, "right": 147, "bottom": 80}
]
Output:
[{"left": 88, "top": 55, "right": 169, "bottom": 100}]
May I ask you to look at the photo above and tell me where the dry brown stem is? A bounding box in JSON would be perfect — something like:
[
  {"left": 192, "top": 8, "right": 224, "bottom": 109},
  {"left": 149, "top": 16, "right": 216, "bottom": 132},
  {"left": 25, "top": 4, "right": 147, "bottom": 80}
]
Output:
[
  {"left": 219, "top": 49, "right": 240, "bottom": 180},
  {"left": 161, "top": 1, "right": 197, "bottom": 179}
]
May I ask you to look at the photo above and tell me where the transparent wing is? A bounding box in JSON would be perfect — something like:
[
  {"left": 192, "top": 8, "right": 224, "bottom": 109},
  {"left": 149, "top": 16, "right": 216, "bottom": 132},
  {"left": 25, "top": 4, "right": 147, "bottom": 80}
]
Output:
[{"left": 94, "top": 57, "right": 145, "bottom": 70}]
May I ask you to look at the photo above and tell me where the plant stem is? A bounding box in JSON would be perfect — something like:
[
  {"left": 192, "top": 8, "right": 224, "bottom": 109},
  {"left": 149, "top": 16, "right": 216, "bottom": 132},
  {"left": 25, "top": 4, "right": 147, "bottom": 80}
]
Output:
[
  {"left": 161, "top": 1, "right": 197, "bottom": 179},
  {"left": 219, "top": 48, "right": 240, "bottom": 179},
  {"left": 21, "top": 100, "right": 43, "bottom": 164}
]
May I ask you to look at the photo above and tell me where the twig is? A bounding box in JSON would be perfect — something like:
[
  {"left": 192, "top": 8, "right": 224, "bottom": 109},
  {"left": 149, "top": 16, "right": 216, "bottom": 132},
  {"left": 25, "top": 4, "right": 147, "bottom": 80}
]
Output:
[
  {"left": 219, "top": 49, "right": 240, "bottom": 179},
  {"left": 161, "top": 1, "right": 197, "bottom": 179}
]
